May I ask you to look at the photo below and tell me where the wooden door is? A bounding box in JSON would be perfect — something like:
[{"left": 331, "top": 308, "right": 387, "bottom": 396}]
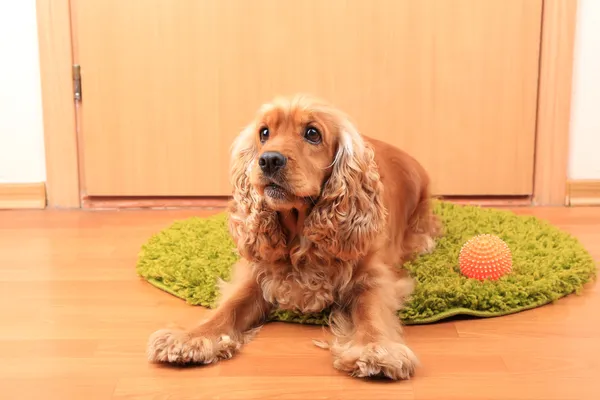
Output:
[{"left": 73, "top": 0, "right": 543, "bottom": 197}]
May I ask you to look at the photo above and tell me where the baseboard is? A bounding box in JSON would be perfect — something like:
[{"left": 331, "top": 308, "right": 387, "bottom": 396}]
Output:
[
  {"left": 439, "top": 195, "right": 532, "bottom": 207},
  {"left": 567, "top": 180, "right": 600, "bottom": 206},
  {"left": 80, "top": 194, "right": 532, "bottom": 210},
  {"left": 0, "top": 183, "right": 47, "bottom": 209},
  {"left": 81, "top": 196, "right": 229, "bottom": 210}
]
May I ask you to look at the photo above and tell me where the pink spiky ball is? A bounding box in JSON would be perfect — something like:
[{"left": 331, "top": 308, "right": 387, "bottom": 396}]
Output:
[{"left": 458, "top": 234, "right": 512, "bottom": 281}]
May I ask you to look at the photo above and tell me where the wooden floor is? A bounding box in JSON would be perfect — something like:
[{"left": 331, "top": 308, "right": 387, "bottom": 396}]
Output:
[{"left": 0, "top": 207, "right": 599, "bottom": 400}]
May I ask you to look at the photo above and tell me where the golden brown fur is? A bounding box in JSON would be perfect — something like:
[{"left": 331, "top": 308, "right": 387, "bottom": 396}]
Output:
[{"left": 147, "top": 94, "right": 441, "bottom": 380}]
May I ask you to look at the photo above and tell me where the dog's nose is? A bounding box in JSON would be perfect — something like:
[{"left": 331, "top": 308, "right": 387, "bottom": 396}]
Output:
[{"left": 258, "top": 152, "right": 287, "bottom": 175}]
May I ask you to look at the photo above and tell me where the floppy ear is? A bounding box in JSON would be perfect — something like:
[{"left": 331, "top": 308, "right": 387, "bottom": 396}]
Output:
[
  {"left": 304, "top": 120, "right": 387, "bottom": 261},
  {"left": 227, "top": 123, "right": 288, "bottom": 263}
]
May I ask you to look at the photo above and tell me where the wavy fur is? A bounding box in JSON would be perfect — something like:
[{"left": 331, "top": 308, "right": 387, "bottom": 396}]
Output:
[{"left": 147, "top": 94, "right": 441, "bottom": 381}]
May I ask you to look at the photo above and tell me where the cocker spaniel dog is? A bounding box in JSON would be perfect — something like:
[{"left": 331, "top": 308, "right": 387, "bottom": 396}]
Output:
[{"left": 147, "top": 94, "right": 441, "bottom": 380}]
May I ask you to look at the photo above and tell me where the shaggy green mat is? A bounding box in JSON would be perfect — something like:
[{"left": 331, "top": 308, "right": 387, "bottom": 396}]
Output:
[{"left": 136, "top": 202, "right": 597, "bottom": 325}]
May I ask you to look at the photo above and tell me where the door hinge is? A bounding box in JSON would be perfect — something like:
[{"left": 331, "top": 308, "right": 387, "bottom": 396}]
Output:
[{"left": 73, "top": 64, "right": 82, "bottom": 101}]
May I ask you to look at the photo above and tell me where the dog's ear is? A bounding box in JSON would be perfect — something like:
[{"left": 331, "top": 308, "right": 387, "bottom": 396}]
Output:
[
  {"left": 228, "top": 122, "right": 287, "bottom": 263},
  {"left": 305, "top": 120, "right": 387, "bottom": 261}
]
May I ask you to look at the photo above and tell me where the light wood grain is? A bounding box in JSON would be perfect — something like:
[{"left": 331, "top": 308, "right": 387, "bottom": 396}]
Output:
[
  {"left": 533, "top": 0, "right": 578, "bottom": 206},
  {"left": 0, "top": 207, "right": 598, "bottom": 399},
  {"left": 36, "top": 0, "right": 80, "bottom": 208},
  {"left": 568, "top": 179, "right": 600, "bottom": 206},
  {"left": 73, "top": 0, "right": 543, "bottom": 197},
  {"left": 0, "top": 183, "right": 46, "bottom": 209}
]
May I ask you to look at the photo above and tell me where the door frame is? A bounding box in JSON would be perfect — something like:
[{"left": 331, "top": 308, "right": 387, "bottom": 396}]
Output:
[{"left": 36, "top": 0, "right": 578, "bottom": 208}]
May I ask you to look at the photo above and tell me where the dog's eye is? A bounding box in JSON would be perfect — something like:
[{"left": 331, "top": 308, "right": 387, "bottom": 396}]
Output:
[
  {"left": 259, "top": 127, "right": 269, "bottom": 143},
  {"left": 304, "top": 127, "right": 322, "bottom": 144}
]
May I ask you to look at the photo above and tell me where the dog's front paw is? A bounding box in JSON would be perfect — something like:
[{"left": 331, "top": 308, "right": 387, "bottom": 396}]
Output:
[
  {"left": 147, "top": 328, "right": 241, "bottom": 365},
  {"left": 332, "top": 341, "right": 418, "bottom": 380}
]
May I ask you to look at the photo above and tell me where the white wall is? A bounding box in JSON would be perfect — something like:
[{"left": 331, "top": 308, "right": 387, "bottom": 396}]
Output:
[
  {"left": 0, "top": 1, "right": 46, "bottom": 184},
  {"left": 568, "top": 0, "right": 600, "bottom": 180}
]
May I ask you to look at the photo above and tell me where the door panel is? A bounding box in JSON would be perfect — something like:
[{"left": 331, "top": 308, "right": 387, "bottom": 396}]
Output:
[{"left": 73, "top": 0, "right": 543, "bottom": 196}]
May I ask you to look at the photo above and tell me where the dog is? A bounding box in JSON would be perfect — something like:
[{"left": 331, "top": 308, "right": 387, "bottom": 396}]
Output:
[{"left": 147, "top": 94, "right": 441, "bottom": 380}]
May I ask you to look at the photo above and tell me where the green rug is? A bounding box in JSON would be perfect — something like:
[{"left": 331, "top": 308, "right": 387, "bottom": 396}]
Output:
[{"left": 136, "top": 202, "right": 597, "bottom": 325}]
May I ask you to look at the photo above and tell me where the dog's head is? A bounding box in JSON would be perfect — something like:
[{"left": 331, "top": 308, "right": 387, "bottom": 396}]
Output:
[
  {"left": 229, "top": 94, "right": 386, "bottom": 261},
  {"left": 235, "top": 95, "right": 347, "bottom": 210}
]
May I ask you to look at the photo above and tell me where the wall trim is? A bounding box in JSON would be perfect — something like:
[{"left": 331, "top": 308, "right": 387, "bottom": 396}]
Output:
[
  {"left": 533, "top": 0, "right": 579, "bottom": 206},
  {"left": 0, "top": 183, "right": 47, "bottom": 209},
  {"left": 567, "top": 180, "right": 600, "bottom": 206},
  {"left": 81, "top": 196, "right": 230, "bottom": 210},
  {"left": 36, "top": 0, "right": 81, "bottom": 208},
  {"left": 79, "top": 195, "right": 533, "bottom": 210}
]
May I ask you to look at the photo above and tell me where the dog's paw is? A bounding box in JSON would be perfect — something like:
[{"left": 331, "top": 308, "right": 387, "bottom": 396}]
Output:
[
  {"left": 146, "top": 328, "right": 241, "bottom": 365},
  {"left": 332, "top": 341, "right": 418, "bottom": 380}
]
